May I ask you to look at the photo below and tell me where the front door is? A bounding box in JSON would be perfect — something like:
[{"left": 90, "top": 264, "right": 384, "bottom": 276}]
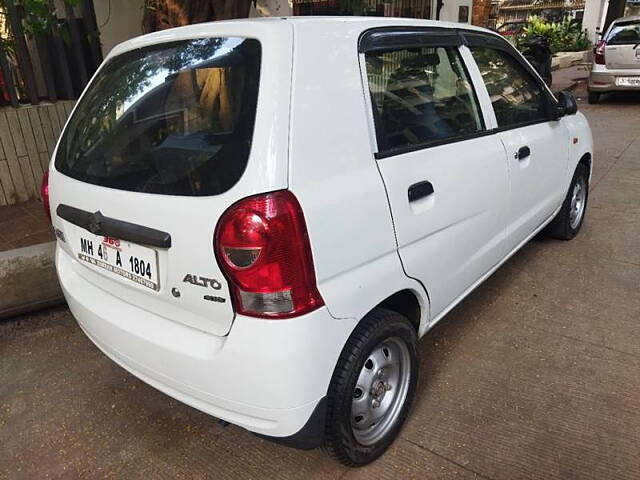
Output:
[
  {"left": 361, "top": 34, "right": 510, "bottom": 319},
  {"left": 468, "top": 42, "right": 568, "bottom": 249}
]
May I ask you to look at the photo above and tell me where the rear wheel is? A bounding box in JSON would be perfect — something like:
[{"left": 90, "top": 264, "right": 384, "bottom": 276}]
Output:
[
  {"left": 545, "top": 163, "right": 589, "bottom": 240},
  {"left": 323, "top": 308, "right": 418, "bottom": 467},
  {"left": 588, "top": 90, "right": 600, "bottom": 104}
]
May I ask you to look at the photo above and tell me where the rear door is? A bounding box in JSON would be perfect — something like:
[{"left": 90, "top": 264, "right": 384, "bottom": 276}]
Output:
[
  {"left": 51, "top": 24, "right": 293, "bottom": 336},
  {"left": 605, "top": 20, "right": 640, "bottom": 71},
  {"left": 466, "top": 33, "right": 568, "bottom": 251},
  {"left": 361, "top": 29, "right": 510, "bottom": 319}
]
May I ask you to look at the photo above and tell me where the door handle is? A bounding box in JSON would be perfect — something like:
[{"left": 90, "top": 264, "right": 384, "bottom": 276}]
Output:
[
  {"left": 408, "top": 181, "right": 434, "bottom": 202},
  {"left": 516, "top": 146, "right": 531, "bottom": 160}
]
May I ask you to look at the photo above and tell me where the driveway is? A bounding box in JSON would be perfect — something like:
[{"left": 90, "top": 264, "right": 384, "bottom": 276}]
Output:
[{"left": 1, "top": 89, "right": 640, "bottom": 479}]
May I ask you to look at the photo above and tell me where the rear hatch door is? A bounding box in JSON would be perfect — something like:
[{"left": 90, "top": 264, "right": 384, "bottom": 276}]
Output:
[
  {"left": 605, "top": 20, "right": 640, "bottom": 70},
  {"left": 51, "top": 22, "right": 292, "bottom": 336}
]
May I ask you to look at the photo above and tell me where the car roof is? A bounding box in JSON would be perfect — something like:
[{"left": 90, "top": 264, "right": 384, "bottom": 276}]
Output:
[
  {"left": 273, "top": 15, "right": 491, "bottom": 31},
  {"left": 611, "top": 15, "right": 640, "bottom": 25},
  {"left": 109, "top": 16, "right": 500, "bottom": 59}
]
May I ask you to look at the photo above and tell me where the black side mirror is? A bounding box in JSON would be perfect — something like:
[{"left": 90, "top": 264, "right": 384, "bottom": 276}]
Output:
[{"left": 556, "top": 90, "right": 578, "bottom": 117}]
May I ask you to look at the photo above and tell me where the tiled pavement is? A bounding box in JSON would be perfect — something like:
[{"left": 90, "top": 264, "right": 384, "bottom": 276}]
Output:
[{"left": 0, "top": 200, "right": 54, "bottom": 252}]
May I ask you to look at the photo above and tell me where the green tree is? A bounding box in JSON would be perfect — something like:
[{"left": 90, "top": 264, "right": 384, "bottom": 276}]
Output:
[
  {"left": 18, "top": 0, "right": 80, "bottom": 39},
  {"left": 517, "top": 16, "right": 591, "bottom": 54}
]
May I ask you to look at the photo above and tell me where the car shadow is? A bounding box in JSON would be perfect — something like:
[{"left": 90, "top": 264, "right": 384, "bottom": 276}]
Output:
[
  {"left": 411, "top": 237, "right": 544, "bottom": 412},
  {"left": 595, "top": 91, "right": 640, "bottom": 104}
]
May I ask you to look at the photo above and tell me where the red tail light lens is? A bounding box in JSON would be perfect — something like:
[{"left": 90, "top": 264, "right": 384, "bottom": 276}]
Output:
[
  {"left": 594, "top": 40, "right": 606, "bottom": 65},
  {"left": 41, "top": 170, "right": 51, "bottom": 222},
  {"left": 215, "top": 190, "right": 324, "bottom": 319}
]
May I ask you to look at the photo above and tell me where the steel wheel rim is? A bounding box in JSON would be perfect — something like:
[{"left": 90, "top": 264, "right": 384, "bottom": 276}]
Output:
[
  {"left": 350, "top": 337, "right": 411, "bottom": 446},
  {"left": 569, "top": 176, "right": 587, "bottom": 229}
]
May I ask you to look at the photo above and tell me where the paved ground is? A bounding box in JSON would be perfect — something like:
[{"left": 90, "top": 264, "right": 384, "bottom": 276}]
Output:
[
  {"left": 551, "top": 64, "right": 589, "bottom": 93},
  {"left": 0, "top": 200, "right": 54, "bottom": 252},
  {"left": 2, "top": 84, "right": 640, "bottom": 479}
]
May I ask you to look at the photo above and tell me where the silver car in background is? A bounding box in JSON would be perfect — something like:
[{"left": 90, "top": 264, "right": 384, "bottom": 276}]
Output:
[{"left": 589, "top": 15, "right": 640, "bottom": 103}]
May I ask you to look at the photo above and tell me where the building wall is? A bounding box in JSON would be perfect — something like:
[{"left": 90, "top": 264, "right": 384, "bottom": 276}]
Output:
[
  {"left": 471, "top": 0, "right": 492, "bottom": 26},
  {"left": 436, "top": 0, "right": 475, "bottom": 23},
  {"left": 251, "top": 0, "right": 293, "bottom": 17},
  {"left": 93, "top": 0, "right": 146, "bottom": 56},
  {"left": 583, "top": 0, "right": 608, "bottom": 41}
]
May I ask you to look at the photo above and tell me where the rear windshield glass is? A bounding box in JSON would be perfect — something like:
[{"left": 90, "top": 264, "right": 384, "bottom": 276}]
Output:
[
  {"left": 56, "top": 37, "right": 261, "bottom": 196},
  {"left": 606, "top": 22, "right": 640, "bottom": 45}
]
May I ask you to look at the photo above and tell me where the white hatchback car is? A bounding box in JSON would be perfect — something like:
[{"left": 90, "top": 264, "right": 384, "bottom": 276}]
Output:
[
  {"left": 46, "top": 17, "right": 593, "bottom": 466},
  {"left": 589, "top": 15, "right": 640, "bottom": 103}
]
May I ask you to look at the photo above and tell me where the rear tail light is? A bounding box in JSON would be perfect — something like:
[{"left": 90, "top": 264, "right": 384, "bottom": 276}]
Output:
[
  {"left": 215, "top": 190, "right": 324, "bottom": 319},
  {"left": 594, "top": 40, "right": 606, "bottom": 65},
  {"left": 41, "top": 170, "right": 51, "bottom": 222}
]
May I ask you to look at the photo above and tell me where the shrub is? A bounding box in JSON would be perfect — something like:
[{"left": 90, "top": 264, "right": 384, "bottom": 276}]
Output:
[{"left": 516, "top": 16, "right": 591, "bottom": 53}]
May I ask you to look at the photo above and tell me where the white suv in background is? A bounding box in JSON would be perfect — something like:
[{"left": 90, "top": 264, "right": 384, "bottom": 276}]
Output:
[
  {"left": 589, "top": 15, "right": 640, "bottom": 103},
  {"left": 46, "top": 17, "right": 593, "bottom": 466}
]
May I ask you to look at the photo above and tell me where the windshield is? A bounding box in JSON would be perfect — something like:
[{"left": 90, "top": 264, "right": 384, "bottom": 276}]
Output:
[
  {"left": 607, "top": 22, "right": 640, "bottom": 45},
  {"left": 56, "top": 37, "right": 261, "bottom": 196}
]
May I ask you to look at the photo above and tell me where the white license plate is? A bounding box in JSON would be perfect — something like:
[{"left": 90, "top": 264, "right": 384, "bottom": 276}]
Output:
[
  {"left": 615, "top": 77, "right": 640, "bottom": 87},
  {"left": 73, "top": 231, "right": 160, "bottom": 291}
]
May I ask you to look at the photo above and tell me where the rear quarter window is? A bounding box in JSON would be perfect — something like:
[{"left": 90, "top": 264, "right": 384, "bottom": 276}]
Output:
[{"left": 56, "top": 37, "right": 261, "bottom": 196}]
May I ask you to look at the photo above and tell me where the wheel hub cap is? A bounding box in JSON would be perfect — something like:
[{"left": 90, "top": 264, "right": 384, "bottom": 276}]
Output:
[
  {"left": 372, "top": 380, "right": 388, "bottom": 399},
  {"left": 350, "top": 337, "right": 411, "bottom": 446},
  {"left": 569, "top": 176, "right": 587, "bottom": 229}
]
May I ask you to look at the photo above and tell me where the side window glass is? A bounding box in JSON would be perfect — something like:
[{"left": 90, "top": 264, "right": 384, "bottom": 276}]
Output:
[
  {"left": 365, "top": 46, "right": 484, "bottom": 152},
  {"left": 470, "top": 46, "right": 551, "bottom": 128}
]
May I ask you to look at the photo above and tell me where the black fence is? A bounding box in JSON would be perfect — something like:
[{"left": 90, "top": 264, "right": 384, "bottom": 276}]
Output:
[
  {"left": 0, "top": 0, "right": 102, "bottom": 107},
  {"left": 292, "top": 0, "right": 432, "bottom": 18}
]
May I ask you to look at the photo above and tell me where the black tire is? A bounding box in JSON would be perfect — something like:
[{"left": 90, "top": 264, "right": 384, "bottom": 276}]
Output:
[
  {"left": 545, "top": 163, "right": 589, "bottom": 240},
  {"left": 588, "top": 91, "right": 600, "bottom": 104},
  {"left": 323, "top": 308, "right": 418, "bottom": 467}
]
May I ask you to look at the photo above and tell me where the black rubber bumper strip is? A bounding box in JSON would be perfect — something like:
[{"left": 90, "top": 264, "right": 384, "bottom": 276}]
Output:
[
  {"left": 56, "top": 204, "right": 172, "bottom": 249},
  {"left": 254, "top": 397, "right": 327, "bottom": 450}
]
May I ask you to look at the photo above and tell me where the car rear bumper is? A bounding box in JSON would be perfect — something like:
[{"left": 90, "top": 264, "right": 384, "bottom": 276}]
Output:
[
  {"left": 57, "top": 246, "right": 357, "bottom": 445},
  {"left": 589, "top": 70, "right": 640, "bottom": 92}
]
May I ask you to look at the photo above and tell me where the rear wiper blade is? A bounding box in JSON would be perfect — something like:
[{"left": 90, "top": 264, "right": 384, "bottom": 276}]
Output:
[{"left": 634, "top": 42, "right": 640, "bottom": 50}]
